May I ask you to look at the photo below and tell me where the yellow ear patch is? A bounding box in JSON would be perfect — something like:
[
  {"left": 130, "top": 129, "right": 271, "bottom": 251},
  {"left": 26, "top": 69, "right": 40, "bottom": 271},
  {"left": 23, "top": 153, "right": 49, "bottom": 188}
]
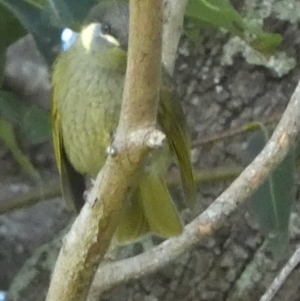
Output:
[{"left": 80, "top": 23, "right": 96, "bottom": 51}]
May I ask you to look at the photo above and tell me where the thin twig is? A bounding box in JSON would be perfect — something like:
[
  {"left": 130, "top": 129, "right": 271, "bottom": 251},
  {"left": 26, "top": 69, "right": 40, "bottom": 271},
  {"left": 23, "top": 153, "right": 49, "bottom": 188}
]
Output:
[
  {"left": 0, "top": 180, "right": 61, "bottom": 214},
  {"left": 259, "top": 244, "right": 300, "bottom": 301},
  {"left": 167, "top": 167, "right": 241, "bottom": 187},
  {"left": 192, "top": 113, "right": 282, "bottom": 147}
]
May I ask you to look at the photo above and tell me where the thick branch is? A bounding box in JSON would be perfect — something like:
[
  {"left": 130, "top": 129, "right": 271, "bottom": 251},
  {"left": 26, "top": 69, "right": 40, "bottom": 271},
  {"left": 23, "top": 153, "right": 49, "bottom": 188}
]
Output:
[
  {"left": 46, "top": 1, "right": 163, "bottom": 301},
  {"left": 116, "top": 2, "right": 162, "bottom": 138},
  {"left": 88, "top": 80, "right": 300, "bottom": 298}
]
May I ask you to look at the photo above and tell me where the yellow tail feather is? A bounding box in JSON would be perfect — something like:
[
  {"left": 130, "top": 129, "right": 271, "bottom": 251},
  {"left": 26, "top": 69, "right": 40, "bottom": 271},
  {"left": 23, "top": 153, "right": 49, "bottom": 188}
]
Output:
[
  {"left": 140, "top": 175, "right": 183, "bottom": 238},
  {"left": 114, "top": 192, "right": 150, "bottom": 244}
]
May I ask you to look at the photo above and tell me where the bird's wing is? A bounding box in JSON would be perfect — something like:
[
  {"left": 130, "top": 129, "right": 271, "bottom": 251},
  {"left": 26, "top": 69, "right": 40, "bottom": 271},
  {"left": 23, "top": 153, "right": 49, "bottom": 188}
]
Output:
[
  {"left": 158, "top": 74, "right": 196, "bottom": 208},
  {"left": 52, "top": 88, "right": 85, "bottom": 212}
]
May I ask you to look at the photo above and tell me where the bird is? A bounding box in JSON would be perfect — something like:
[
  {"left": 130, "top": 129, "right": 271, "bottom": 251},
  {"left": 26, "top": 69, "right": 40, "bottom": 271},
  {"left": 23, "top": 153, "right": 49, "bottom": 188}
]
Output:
[{"left": 51, "top": 0, "right": 195, "bottom": 244}]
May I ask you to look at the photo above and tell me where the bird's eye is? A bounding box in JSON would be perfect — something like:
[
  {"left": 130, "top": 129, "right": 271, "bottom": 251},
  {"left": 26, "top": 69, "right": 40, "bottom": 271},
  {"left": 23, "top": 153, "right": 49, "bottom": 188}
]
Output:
[{"left": 100, "top": 23, "right": 111, "bottom": 35}]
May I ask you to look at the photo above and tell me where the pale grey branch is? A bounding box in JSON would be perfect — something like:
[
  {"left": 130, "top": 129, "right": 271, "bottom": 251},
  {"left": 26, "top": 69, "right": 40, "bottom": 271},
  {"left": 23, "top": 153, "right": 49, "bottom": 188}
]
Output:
[{"left": 259, "top": 244, "right": 300, "bottom": 301}]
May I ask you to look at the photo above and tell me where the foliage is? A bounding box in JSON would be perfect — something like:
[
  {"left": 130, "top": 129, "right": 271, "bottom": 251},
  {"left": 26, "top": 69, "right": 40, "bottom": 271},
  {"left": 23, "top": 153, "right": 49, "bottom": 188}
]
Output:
[
  {"left": 0, "top": 90, "right": 51, "bottom": 179},
  {"left": 185, "top": 0, "right": 282, "bottom": 55},
  {"left": 245, "top": 125, "right": 295, "bottom": 259}
]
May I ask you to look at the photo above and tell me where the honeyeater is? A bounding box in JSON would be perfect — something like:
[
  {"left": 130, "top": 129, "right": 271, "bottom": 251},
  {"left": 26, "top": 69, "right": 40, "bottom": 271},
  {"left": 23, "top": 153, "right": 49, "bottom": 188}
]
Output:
[{"left": 52, "top": 1, "right": 195, "bottom": 244}]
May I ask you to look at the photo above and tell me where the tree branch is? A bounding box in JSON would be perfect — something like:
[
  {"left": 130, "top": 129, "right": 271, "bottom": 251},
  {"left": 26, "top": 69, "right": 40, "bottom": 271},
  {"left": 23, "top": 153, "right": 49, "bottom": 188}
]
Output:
[
  {"left": 88, "top": 80, "right": 300, "bottom": 299},
  {"left": 259, "top": 244, "right": 300, "bottom": 301},
  {"left": 162, "top": 0, "right": 190, "bottom": 74},
  {"left": 0, "top": 180, "right": 61, "bottom": 214},
  {"left": 46, "top": 1, "right": 163, "bottom": 301},
  {"left": 192, "top": 113, "right": 282, "bottom": 147}
]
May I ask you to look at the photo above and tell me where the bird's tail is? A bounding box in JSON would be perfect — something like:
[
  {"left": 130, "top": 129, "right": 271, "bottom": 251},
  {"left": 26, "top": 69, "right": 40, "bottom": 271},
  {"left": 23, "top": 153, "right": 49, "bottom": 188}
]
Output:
[{"left": 114, "top": 174, "right": 183, "bottom": 244}]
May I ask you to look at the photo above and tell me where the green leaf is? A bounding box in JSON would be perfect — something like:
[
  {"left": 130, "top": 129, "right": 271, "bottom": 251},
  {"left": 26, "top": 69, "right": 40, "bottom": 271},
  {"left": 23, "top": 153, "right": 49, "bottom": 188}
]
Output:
[
  {"left": 0, "top": 0, "right": 43, "bottom": 35},
  {"left": 250, "top": 32, "right": 283, "bottom": 56},
  {"left": 0, "top": 3, "right": 26, "bottom": 83},
  {"left": 44, "top": 0, "right": 96, "bottom": 30},
  {"left": 185, "top": 0, "right": 282, "bottom": 55},
  {"left": 0, "top": 89, "right": 51, "bottom": 146},
  {"left": 21, "top": 106, "right": 52, "bottom": 146},
  {"left": 246, "top": 126, "right": 295, "bottom": 259},
  {"left": 0, "top": 90, "right": 27, "bottom": 125},
  {"left": 23, "top": 0, "right": 47, "bottom": 9},
  {"left": 0, "top": 90, "right": 49, "bottom": 180},
  {"left": 0, "top": 0, "right": 60, "bottom": 64},
  {"left": 185, "top": 0, "right": 246, "bottom": 37},
  {"left": 0, "top": 117, "right": 40, "bottom": 180}
]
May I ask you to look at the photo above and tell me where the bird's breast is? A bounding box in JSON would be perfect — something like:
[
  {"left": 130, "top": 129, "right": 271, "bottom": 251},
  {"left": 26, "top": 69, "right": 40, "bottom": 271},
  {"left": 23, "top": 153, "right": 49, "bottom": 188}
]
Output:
[{"left": 58, "top": 64, "right": 124, "bottom": 176}]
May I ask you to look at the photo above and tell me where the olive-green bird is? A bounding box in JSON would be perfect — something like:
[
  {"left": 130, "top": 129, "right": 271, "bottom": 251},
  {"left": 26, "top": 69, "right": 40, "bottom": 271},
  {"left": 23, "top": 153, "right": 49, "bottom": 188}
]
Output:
[{"left": 52, "top": 1, "right": 195, "bottom": 244}]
